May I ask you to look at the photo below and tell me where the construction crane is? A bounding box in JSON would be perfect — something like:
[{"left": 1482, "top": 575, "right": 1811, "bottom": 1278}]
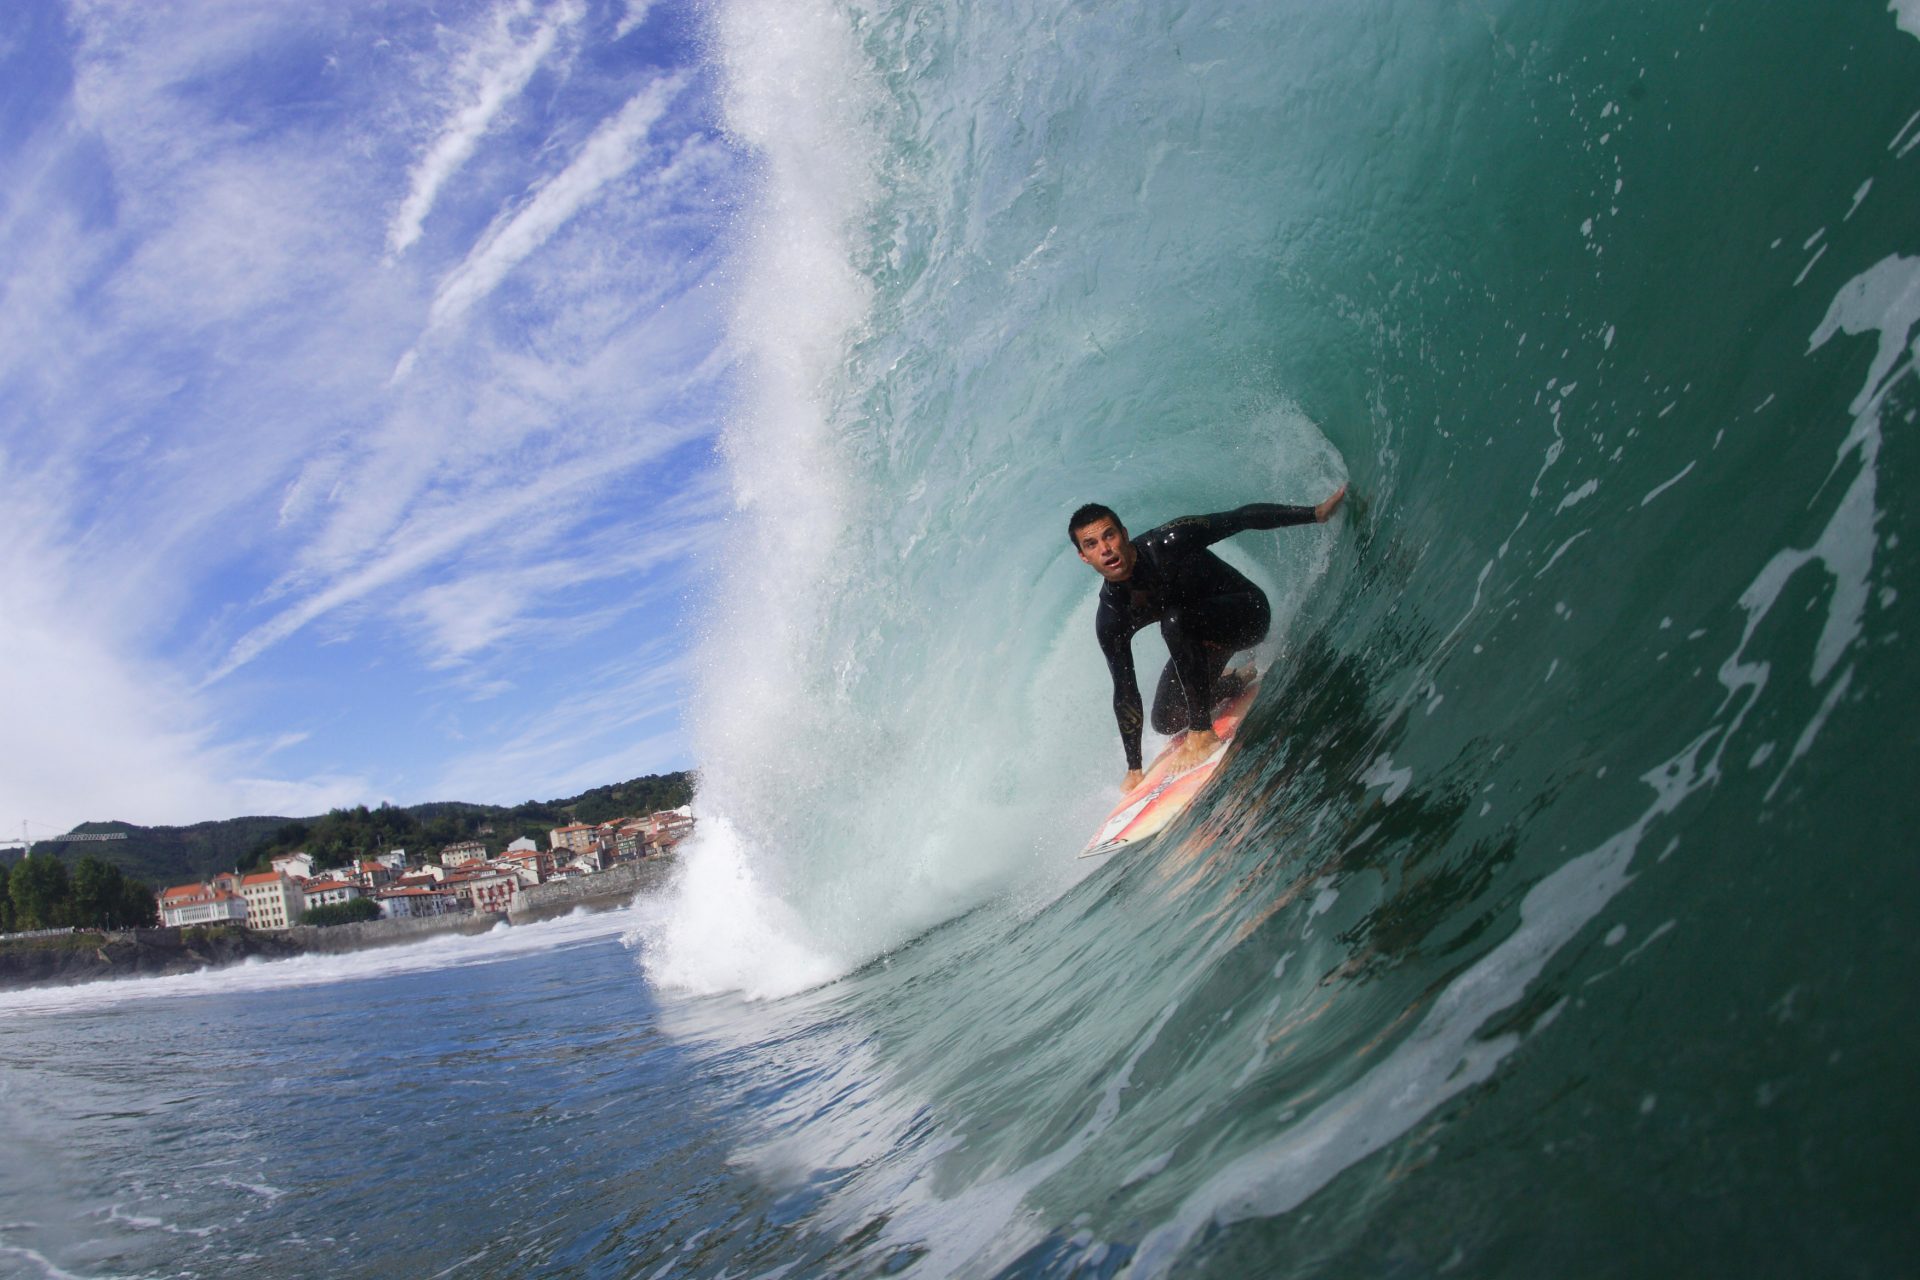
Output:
[{"left": 3, "top": 821, "right": 128, "bottom": 857}]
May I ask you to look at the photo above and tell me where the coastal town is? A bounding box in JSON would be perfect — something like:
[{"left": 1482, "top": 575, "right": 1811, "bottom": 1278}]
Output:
[{"left": 154, "top": 807, "right": 695, "bottom": 931}]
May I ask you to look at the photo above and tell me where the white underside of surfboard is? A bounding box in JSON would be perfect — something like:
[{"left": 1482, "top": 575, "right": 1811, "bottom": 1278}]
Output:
[{"left": 1077, "top": 738, "right": 1231, "bottom": 859}]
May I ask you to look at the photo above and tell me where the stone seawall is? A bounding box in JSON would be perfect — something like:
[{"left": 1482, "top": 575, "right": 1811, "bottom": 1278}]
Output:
[
  {"left": 0, "top": 926, "right": 303, "bottom": 990},
  {"left": 508, "top": 858, "right": 674, "bottom": 924},
  {"left": 284, "top": 910, "right": 507, "bottom": 953}
]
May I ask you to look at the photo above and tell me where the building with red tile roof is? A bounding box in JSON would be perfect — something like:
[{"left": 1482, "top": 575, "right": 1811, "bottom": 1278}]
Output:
[
  {"left": 548, "top": 823, "right": 595, "bottom": 854},
  {"left": 301, "top": 879, "right": 363, "bottom": 910},
  {"left": 439, "top": 841, "right": 489, "bottom": 867},
  {"left": 445, "top": 868, "right": 519, "bottom": 915},
  {"left": 156, "top": 883, "right": 249, "bottom": 928},
  {"left": 239, "top": 871, "right": 304, "bottom": 931},
  {"left": 373, "top": 885, "right": 461, "bottom": 919}
]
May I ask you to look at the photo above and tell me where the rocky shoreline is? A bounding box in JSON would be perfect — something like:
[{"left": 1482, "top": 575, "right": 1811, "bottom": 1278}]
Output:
[
  {"left": 0, "top": 926, "right": 309, "bottom": 990},
  {"left": 0, "top": 860, "right": 671, "bottom": 992}
]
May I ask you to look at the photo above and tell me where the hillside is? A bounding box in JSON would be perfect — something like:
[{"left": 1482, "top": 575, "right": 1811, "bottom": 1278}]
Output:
[{"left": 8, "top": 772, "right": 694, "bottom": 889}]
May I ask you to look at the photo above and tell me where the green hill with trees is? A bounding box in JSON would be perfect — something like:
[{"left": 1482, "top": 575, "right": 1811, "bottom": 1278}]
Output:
[
  {"left": 4, "top": 771, "right": 694, "bottom": 893},
  {"left": 1, "top": 856, "right": 158, "bottom": 932}
]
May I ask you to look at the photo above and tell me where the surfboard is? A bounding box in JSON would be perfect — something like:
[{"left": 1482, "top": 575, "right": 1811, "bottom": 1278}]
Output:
[{"left": 1077, "top": 676, "right": 1259, "bottom": 859}]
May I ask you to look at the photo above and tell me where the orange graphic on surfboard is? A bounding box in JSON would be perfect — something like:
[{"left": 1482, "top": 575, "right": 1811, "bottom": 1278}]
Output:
[{"left": 1078, "top": 675, "right": 1260, "bottom": 859}]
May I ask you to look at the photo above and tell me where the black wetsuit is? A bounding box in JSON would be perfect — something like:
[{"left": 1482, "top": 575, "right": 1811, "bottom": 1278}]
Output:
[{"left": 1096, "top": 504, "right": 1319, "bottom": 770}]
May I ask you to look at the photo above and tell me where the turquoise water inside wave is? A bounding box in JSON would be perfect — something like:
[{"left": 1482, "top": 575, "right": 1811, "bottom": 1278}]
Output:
[{"left": 6, "top": 0, "right": 1920, "bottom": 1275}]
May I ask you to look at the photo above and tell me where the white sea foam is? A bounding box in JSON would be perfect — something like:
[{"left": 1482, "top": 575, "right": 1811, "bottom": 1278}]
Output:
[
  {"left": 1891, "top": 0, "right": 1920, "bottom": 42},
  {"left": 640, "top": 0, "right": 1352, "bottom": 1002},
  {"left": 627, "top": 815, "right": 845, "bottom": 998},
  {"left": 641, "top": 0, "right": 1106, "bottom": 998},
  {"left": 635, "top": 0, "right": 885, "bottom": 1000},
  {"left": 0, "top": 908, "right": 635, "bottom": 1017},
  {"left": 0, "top": 1242, "right": 90, "bottom": 1280}
]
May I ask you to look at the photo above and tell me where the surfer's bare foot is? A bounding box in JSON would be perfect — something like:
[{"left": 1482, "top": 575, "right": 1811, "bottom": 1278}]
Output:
[
  {"left": 1122, "top": 768, "right": 1145, "bottom": 792},
  {"left": 1163, "top": 728, "right": 1222, "bottom": 773},
  {"left": 1315, "top": 485, "right": 1347, "bottom": 522}
]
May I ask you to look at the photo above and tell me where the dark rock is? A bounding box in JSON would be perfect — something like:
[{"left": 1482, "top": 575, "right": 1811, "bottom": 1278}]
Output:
[{"left": 0, "top": 927, "right": 304, "bottom": 991}]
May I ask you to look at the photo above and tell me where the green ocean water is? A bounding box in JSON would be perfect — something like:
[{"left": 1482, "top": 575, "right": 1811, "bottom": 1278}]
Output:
[{"left": 659, "top": 0, "right": 1920, "bottom": 1273}]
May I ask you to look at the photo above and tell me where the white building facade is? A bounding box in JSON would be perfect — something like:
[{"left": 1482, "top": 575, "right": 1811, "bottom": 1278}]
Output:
[
  {"left": 239, "top": 872, "right": 304, "bottom": 931},
  {"left": 157, "top": 885, "right": 250, "bottom": 928}
]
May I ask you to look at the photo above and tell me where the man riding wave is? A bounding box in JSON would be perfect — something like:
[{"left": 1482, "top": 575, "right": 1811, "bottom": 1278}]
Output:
[{"left": 1070, "top": 487, "right": 1346, "bottom": 788}]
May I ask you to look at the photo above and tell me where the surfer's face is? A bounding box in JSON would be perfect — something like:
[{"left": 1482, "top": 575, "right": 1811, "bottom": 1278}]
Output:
[{"left": 1074, "top": 517, "right": 1136, "bottom": 582}]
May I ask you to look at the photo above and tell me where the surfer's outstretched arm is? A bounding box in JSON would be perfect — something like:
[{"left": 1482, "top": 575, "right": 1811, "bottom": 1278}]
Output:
[{"left": 1152, "top": 500, "right": 1324, "bottom": 552}]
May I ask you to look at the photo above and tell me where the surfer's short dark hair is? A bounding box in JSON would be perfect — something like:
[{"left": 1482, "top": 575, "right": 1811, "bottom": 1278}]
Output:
[{"left": 1068, "top": 503, "right": 1121, "bottom": 545}]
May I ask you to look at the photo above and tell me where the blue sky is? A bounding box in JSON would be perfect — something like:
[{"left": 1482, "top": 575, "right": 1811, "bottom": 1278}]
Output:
[{"left": 0, "top": 0, "right": 741, "bottom": 835}]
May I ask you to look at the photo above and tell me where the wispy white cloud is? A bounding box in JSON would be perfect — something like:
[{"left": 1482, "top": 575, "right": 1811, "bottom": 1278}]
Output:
[
  {"left": 415, "top": 71, "right": 691, "bottom": 347},
  {"left": 0, "top": 494, "right": 372, "bottom": 830},
  {"left": 0, "top": 1, "right": 737, "bottom": 829},
  {"left": 387, "top": 0, "right": 587, "bottom": 257},
  {"left": 207, "top": 425, "right": 703, "bottom": 684},
  {"left": 615, "top": 0, "right": 659, "bottom": 39},
  {"left": 428, "top": 641, "right": 694, "bottom": 803},
  {"left": 396, "top": 470, "right": 727, "bottom": 667}
]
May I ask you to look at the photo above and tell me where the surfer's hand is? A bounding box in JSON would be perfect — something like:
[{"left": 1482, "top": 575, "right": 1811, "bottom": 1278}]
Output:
[
  {"left": 1122, "top": 768, "right": 1145, "bottom": 792},
  {"left": 1315, "top": 484, "right": 1348, "bottom": 523}
]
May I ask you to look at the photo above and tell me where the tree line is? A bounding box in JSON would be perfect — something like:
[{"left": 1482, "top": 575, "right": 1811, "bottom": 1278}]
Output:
[
  {"left": 1, "top": 856, "right": 159, "bottom": 933},
  {"left": 300, "top": 898, "right": 381, "bottom": 927}
]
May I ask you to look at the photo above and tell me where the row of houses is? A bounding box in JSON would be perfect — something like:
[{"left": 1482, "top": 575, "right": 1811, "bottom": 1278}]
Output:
[
  {"left": 155, "top": 808, "right": 695, "bottom": 931},
  {"left": 548, "top": 807, "right": 694, "bottom": 860}
]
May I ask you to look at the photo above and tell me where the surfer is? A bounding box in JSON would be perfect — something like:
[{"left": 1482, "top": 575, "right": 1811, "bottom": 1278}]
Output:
[{"left": 1071, "top": 489, "right": 1346, "bottom": 788}]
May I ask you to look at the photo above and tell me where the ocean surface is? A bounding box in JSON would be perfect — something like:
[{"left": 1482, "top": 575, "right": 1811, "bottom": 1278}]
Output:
[{"left": 6, "top": 0, "right": 1920, "bottom": 1275}]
